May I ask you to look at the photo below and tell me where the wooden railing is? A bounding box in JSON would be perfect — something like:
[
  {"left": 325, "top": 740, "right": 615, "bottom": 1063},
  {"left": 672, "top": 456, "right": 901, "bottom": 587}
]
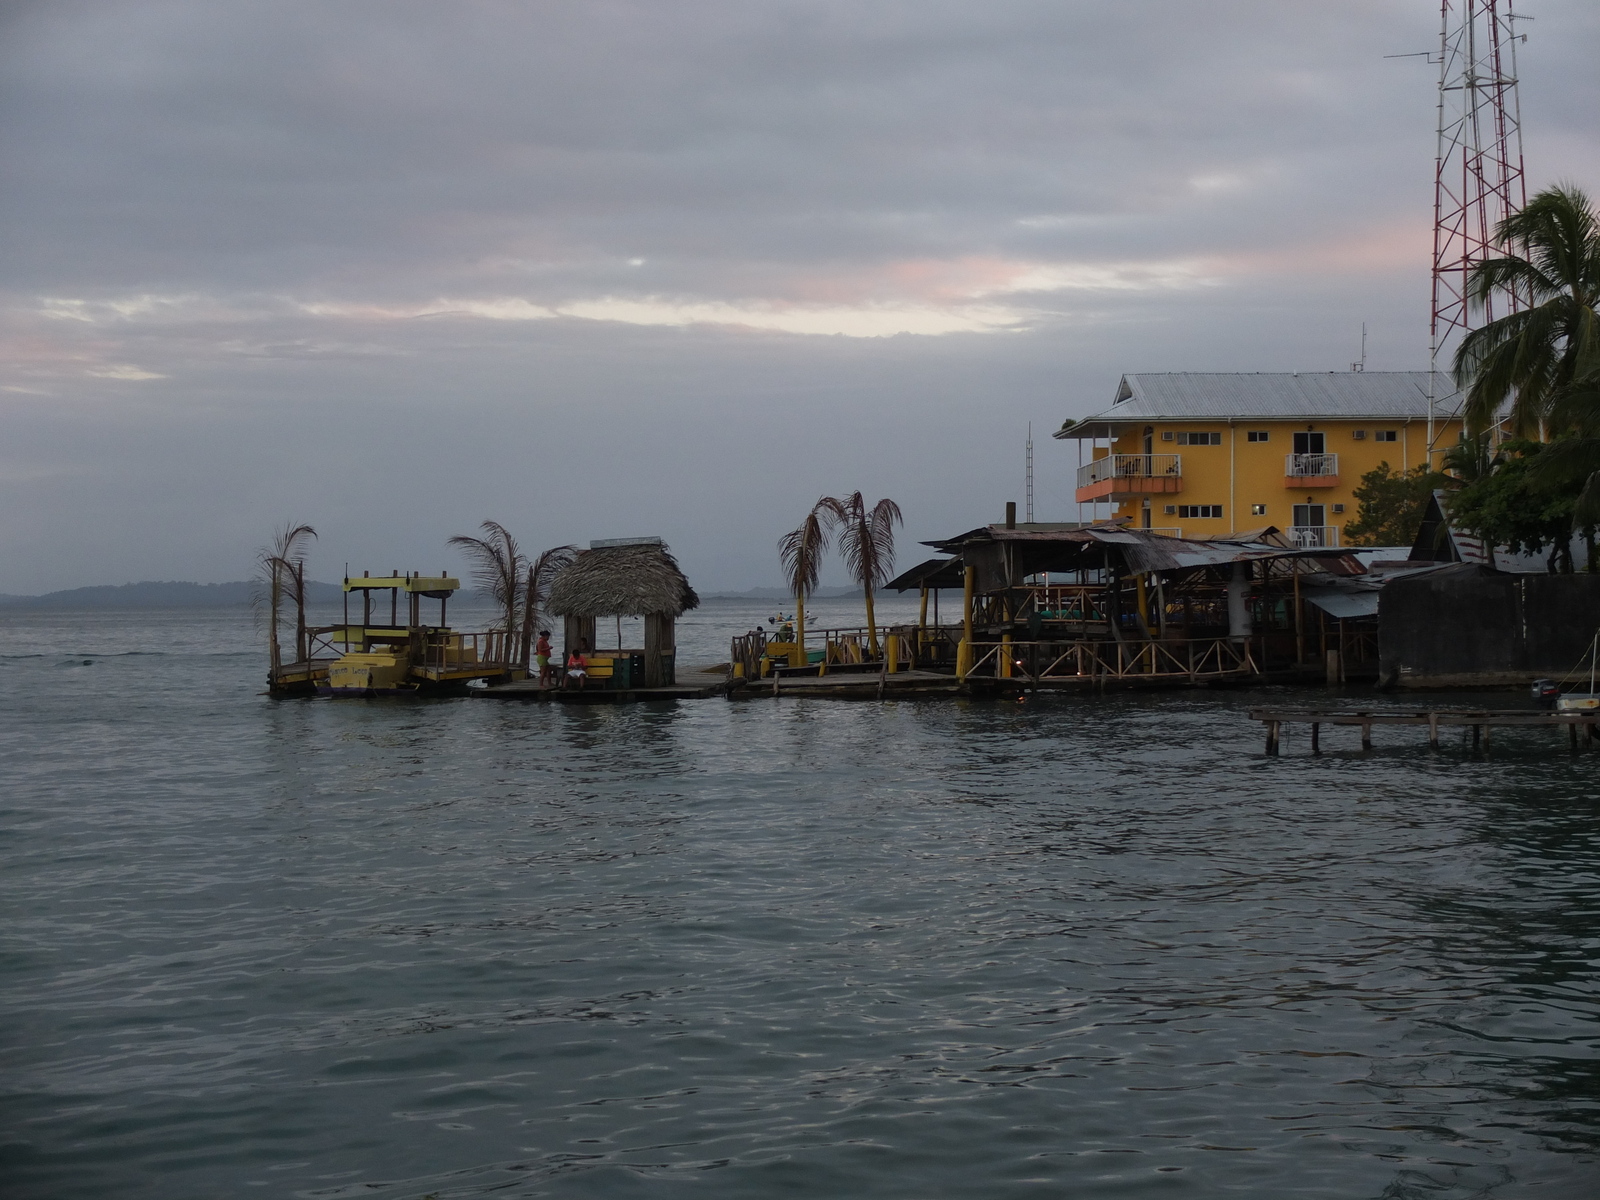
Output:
[
  {"left": 964, "top": 636, "right": 1258, "bottom": 682},
  {"left": 424, "top": 630, "right": 516, "bottom": 669}
]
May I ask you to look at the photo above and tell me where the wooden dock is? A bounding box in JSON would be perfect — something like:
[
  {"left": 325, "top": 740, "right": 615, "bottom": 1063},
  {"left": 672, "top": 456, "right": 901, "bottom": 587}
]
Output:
[
  {"left": 1250, "top": 707, "right": 1600, "bottom": 755},
  {"left": 477, "top": 665, "right": 730, "bottom": 703},
  {"left": 734, "top": 667, "right": 964, "bottom": 700}
]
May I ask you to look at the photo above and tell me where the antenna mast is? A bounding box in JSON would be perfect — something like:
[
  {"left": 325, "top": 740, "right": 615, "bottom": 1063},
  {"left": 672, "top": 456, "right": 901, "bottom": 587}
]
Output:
[
  {"left": 1428, "top": 0, "right": 1527, "bottom": 459},
  {"left": 1025, "top": 424, "right": 1034, "bottom": 523}
]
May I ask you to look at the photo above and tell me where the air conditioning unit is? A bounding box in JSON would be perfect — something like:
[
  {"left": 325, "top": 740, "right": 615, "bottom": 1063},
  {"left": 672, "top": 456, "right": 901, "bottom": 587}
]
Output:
[
  {"left": 1352, "top": 429, "right": 1366, "bottom": 440},
  {"left": 1164, "top": 505, "right": 1176, "bottom": 515},
  {"left": 1161, "top": 431, "right": 1175, "bottom": 441},
  {"left": 1332, "top": 504, "right": 1345, "bottom": 514}
]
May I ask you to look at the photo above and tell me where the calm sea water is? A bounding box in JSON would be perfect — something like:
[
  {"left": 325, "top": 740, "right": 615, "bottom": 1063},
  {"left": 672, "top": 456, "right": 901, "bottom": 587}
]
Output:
[{"left": 2, "top": 598, "right": 1598, "bottom": 1199}]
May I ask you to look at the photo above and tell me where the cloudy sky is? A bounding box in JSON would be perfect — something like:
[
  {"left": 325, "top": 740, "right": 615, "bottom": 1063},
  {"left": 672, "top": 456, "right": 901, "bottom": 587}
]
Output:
[{"left": 2, "top": 0, "right": 1596, "bottom": 592}]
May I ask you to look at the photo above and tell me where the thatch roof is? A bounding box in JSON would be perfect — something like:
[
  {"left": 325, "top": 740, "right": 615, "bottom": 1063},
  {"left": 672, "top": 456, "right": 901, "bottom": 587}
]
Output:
[{"left": 547, "top": 543, "right": 700, "bottom": 618}]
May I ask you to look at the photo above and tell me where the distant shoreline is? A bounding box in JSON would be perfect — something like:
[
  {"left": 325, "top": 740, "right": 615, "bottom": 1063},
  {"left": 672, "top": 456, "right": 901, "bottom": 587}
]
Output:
[{"left": 0, "top": 580, "right": 864, "bottom": 609}]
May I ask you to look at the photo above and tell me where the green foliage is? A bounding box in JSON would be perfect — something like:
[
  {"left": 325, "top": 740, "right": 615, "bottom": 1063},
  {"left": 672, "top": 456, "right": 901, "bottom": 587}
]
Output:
[
  {"left": 1344, "top": 462, "right": 1445, "bottom": 547},
  {"left": 1453, "top": 184, "right": 1600, "bottom": 436},
  {"left": 1447, "top": 440, "right": 1579, "bottom": 570}
]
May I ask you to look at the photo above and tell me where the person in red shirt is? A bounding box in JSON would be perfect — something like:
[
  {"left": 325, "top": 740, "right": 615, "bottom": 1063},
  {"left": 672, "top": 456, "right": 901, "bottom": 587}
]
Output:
[
  {"left": 536, "top": 630, "right": 554, "bottom": 687},
  {"left": 565, "top": 644, "right": 588, "bottom": 690}
]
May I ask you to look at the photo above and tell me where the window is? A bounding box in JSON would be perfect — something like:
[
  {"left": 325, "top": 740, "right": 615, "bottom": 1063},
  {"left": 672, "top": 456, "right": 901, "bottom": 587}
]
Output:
[
  {"left": 1251, "top": 504, "right": 1267, "bottom": 516},
  {"left": 1292, "top": 432, "right": 1326, "bottom": 454},
  {"left": 1177, "top": 505, "right": 1223, "bottom": 519},
  {"left": 1375, "top": 430, "right": 1398, "bottom": 442},
  {"left": 1246, "top": 431, "right": 1270, "bottom": 442},
  {"left": 1175, "top": 431, "right": 1221, "bottom": 445}
]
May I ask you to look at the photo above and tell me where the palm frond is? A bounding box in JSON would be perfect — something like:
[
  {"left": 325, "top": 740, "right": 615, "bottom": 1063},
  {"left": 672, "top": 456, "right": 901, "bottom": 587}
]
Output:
[
  {"left": 449, "top": 520, "right": 526, "bottom": 633},
  {"left": 778, "top": 501, "right": 833, "bottom": 601}
]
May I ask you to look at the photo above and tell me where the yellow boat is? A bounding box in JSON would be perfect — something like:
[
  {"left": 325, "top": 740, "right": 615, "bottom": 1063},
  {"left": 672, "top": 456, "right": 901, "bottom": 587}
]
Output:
[{"left": 313, "top": 572, "right": 521, "bottom": 696}]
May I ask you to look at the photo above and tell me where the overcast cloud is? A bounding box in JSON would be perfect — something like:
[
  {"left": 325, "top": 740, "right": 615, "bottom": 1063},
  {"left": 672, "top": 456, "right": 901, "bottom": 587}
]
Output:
[{"left": 2, "top": 0, "right": 1596, "bottom": 592}]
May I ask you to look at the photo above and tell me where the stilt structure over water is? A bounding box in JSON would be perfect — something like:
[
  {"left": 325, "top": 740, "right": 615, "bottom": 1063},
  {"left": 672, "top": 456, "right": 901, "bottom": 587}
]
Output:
[{"left": 729, "top": 517, "right": 1389, "bottom": 697}]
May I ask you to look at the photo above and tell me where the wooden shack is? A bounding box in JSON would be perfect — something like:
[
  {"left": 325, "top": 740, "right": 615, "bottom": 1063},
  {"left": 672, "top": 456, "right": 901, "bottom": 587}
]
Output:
[{"left": 547, "top": 537, "right": 700, "bottom": 687}]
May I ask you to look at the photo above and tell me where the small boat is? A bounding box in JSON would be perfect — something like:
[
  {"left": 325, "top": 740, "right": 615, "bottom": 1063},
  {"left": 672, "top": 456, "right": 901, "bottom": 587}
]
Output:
[{"left": 1549, "top": 630, "right": 1600, "bottom": 712}]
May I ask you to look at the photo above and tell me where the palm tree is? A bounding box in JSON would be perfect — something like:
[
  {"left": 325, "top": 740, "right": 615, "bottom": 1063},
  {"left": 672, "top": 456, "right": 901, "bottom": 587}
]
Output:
[
  {"left": 257, "top": 523, "right": 317, "bottom": 671},
  {"left": 1454, "top": 184, "right": 1600, "bottom": 437},
  {"left": 1441, "top": 431, "right": 1494, "bottom": 486},
  {"left": 518, "top": 544, "right": 578, "bottom": 667},
  {"left": 777, "top": 500, "right": 832, "bottom": 664},
  {"left": 449, "top": 521, "right": 526, "bottom": 662},
  {"left": 819, "top": 492, "right": 903, "bottom": 657}
]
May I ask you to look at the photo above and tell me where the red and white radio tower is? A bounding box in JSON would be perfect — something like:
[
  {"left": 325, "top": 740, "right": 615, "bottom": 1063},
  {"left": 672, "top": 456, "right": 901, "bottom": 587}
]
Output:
[{"left": 1428, "top": 0, "right": 1528, "bottom": 455}]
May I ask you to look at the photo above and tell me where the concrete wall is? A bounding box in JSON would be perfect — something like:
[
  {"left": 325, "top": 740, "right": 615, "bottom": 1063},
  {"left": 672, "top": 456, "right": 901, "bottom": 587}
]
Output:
[
  {"left": 1106, "top": 417, "right": 1462, "bottom": 539},
  {"left": 1378, "top": 566, "right": 1600, "bottom": 687}
]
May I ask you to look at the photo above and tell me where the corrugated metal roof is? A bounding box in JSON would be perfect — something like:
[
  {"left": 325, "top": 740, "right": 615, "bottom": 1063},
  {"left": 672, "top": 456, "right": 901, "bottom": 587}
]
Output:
[{"left": 1055, "top": 372, "right": 1464, "bottom": 438}]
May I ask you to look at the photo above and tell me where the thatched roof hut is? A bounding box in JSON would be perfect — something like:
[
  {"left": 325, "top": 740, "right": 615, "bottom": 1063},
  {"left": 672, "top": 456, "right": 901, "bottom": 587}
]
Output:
[
  {"left": 548, "top": 540, "right": 699, "bottom": 618},
  {"left": 547, "top": 539, "right": 698, "bottom": 688}
]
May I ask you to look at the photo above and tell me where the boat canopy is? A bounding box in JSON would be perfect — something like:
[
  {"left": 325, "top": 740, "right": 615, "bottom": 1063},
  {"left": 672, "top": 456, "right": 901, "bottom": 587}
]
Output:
[{"left": 343, "top": 574, "right": 460, "bottom": 600}]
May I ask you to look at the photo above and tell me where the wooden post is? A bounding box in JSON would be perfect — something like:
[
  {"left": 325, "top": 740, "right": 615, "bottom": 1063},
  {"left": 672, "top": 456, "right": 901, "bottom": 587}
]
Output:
[
  {"left": 918, "top": 587, "right": 929, "bottom": 660},
  {"left": 1472, "top": 724, "right": 1481, "bottom": 750},
  {"left": 886, "top": 634, "right": 900, "bottom": 674},
  {"left": 1311, "top": 722, "right": 1320, "bottom": 755},
  {"left": 1361, "top": 721, "right": 1372, "bottom": 751},
  {"left": 1428, "top": 712, "right": 1440, "bottom": 751},
  {"left": 957, "top": 564, "right": 976, "bottom": 678},
  {"left": 1266, "top": 720, "right": 1280, "bottom": 756},
  {"left": 1294, "top": 565, "right": 1305, "bottom": 664},
  {"left": 1326, "top": 650, "right": 1340, "bottom": 687},
  {"left": 1000, "top": 631, "right": 1012, "bottom": 678},
  {"left": 644, "top": 612, "right": 674, "bottom": 687},
  {"left": 1570, "top": 721, "right": 1579, "bottom": 751}
]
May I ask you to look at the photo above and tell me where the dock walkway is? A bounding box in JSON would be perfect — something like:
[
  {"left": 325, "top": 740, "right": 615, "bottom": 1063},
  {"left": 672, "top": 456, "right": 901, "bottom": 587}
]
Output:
[
  {"left": 478, "top": 665, "right": 729, "bottom": 703},
  {"left": 736, "top": 668, "right": 963, "bottom": 700},
  {"left": 1250, "top": 707, "right": 1600, "bottom": 755}
]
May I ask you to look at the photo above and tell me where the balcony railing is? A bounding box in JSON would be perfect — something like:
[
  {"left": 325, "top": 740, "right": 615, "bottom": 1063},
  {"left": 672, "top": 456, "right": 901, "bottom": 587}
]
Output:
[
  {"left": 1285, "top": 452, "right": 1339, "bottom": 477},
  {"left": 1077, "top": 453, "right": 1182, "bottom": 488},
  {"left": 1289, "top": 525, "right": 1340, "bottom": 548}
]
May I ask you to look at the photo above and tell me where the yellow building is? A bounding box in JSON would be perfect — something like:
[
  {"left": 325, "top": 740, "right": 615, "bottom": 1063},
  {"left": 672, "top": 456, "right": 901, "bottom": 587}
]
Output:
[{"left": 1054, "top": 372, "right": 1466, "bottom": 547}]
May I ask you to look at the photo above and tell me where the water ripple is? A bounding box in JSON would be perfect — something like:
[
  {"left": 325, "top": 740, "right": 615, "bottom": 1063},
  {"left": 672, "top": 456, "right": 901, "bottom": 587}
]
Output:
[{"left": 1, "top": 606, "right": 1597, "bottom": 1198}]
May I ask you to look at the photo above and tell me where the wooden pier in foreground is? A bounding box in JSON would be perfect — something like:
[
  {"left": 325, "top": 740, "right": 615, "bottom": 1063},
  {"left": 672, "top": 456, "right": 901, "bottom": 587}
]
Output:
[
  {"left": 477, "top": 665, "right": 730, "bottom": 703},
  {"left": 1250, "top": 708, "right": 1600, "bottom": 756}
]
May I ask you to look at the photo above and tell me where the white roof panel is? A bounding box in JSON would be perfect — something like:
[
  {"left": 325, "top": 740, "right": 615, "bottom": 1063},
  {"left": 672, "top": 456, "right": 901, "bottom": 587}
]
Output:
[{"left": 1056, "top": 372, "right": 1464, "bottom": 438}]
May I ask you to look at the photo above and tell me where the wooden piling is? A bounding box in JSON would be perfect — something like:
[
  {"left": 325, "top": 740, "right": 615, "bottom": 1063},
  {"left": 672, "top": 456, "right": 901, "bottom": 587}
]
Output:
[
  {"left": 1428, "top": 712, "right": 1440, "bottom": 751},
  {"left": 1360, "top": 722, "right": 1372, "bottom": 752},
  {"left": 1310, "top": 722, "right": 1320, "bottom": 755}
]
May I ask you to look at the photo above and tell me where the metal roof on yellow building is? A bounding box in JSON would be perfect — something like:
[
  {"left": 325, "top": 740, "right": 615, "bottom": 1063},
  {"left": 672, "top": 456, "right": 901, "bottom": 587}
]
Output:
[{"left": 1055, "top": 371, "right": 1463, "bottom": 439}]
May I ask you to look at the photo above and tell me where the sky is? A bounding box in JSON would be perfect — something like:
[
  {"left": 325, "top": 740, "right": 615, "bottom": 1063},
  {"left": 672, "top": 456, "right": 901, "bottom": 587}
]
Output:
[{"left": 2, "top": 0, "right": 1597, "bottom": 593}]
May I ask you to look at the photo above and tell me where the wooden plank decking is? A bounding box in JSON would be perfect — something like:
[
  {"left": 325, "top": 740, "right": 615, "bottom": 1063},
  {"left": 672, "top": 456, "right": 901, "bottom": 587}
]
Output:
[
  {"left": 478, "top": 665, "right": 730, "bottom": 703},
  {"left": 735, "top": 668, "right": 963, "bottom": 699}
]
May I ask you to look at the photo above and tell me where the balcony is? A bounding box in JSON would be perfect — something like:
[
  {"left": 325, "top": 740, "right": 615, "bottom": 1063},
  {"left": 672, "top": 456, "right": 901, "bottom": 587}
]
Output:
[
  {"left": 1075, "top": 453, "right": 1182, "bottom": 503},
  {"left": 1288, "top": 525, "right": 1340, "bottom": 548},
  {"left": 1284, "top": 452, "right": 1339, "bottom": 487}
]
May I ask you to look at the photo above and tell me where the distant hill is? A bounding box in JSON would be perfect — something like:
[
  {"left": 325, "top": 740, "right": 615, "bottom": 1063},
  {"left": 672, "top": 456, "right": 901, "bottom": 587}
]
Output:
[{"left": 0, "top": 580, "right": 347, "bottom": 608}]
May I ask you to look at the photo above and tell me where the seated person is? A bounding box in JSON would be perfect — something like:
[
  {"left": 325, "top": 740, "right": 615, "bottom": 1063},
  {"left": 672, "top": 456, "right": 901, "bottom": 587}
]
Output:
[{"left": 565, "top": 645, "right": 588, "bottom": 689}]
